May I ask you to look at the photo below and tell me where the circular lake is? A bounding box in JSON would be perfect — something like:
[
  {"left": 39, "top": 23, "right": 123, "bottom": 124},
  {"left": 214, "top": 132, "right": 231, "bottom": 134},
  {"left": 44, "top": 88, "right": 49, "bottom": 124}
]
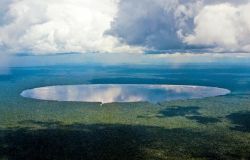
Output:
[{"left": 20, "top": 84, "right": 230, "bottom": 104}]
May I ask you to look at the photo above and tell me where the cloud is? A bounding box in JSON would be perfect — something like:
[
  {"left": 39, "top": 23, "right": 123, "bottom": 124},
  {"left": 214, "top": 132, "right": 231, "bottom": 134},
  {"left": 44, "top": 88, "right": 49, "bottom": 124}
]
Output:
[
  {"left": 106, "top": 0, "right": 205, "bottom": 51},
  {"left": 0, "top": 0, "right": 249, "bottom": 54},
  {"left": 107, "top": 0, "right": 185, "bottom": 50},
  {"left": 183, "top": 3, "right": 250, "bottom": 52},
  {"left": 108, "top": 0, "right": 250, "bottom": 53},
  {"left": 0, "top": 0, "right": 143, "bottom": 54}
]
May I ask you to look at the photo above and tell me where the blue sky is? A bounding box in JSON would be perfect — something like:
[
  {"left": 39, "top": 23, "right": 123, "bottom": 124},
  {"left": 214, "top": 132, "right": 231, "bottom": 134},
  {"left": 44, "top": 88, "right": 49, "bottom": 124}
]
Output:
[{"left": 0, "top": 0, "right": 250, "bottom": 68}]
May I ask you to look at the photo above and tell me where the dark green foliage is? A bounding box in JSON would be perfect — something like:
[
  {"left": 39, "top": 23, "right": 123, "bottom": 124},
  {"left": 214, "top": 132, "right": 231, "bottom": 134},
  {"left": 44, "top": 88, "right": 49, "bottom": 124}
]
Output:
[
  {"left": 226, "top": 111, "right": 250, "bottom": 132},
  {"left": 1, "top": 121, "right": 250, "bottom": 160},
  {"left": 158, "top": 106, "right": 200, "bottom": 117},
  {"left": 186, "top": 116, "right": 221, "bottom": 124}
]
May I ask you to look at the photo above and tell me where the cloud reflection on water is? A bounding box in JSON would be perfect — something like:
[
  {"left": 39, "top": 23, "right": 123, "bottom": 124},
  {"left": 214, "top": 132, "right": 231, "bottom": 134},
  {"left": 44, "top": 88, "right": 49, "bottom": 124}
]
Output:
[{"left": 21, "top": 84, "right": 230, "bottom": 104}]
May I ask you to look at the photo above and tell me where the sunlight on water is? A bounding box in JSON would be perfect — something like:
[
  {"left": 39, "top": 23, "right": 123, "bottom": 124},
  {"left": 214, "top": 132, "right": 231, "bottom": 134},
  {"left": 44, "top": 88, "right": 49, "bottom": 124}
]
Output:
[{"left": 20, "top": 84, "right": 230, "bottom": 104}]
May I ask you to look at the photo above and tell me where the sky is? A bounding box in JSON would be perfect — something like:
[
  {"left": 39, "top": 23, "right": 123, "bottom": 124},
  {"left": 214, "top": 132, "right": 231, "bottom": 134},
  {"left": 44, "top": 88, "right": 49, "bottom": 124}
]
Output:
[{"left": 0, "top": 0, "right": 250, "bottom": 69}]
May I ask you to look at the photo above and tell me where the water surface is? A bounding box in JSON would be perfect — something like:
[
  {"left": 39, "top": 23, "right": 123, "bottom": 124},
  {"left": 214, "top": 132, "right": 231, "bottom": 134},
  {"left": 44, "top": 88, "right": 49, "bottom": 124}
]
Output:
[{"left": 21, "top": 84, "right": 230, "bottom": 103}]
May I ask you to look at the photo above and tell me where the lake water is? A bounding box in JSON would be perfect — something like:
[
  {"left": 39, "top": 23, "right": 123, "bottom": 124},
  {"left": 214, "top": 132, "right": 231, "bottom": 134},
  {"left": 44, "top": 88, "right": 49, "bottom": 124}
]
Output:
[{"left": 21, "top": 84, "right": 230, "bottom": 103}]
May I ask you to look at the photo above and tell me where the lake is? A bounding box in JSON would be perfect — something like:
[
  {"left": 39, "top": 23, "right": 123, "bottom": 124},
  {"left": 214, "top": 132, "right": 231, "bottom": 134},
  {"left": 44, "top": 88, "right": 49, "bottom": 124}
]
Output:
[{"left": 21, "top": 84, "right": 230, "bottom": 103}]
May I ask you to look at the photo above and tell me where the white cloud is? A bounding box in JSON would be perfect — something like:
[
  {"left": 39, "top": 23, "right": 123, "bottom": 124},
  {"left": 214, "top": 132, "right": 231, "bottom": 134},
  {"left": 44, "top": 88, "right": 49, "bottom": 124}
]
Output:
[
  {"left": 0, "top": 0, "right": 143, "bottom": 54},
  {"left": 108, "top": 0, "right": 250, "bottom": 53},
  {"left": 183, "top": 3, "right": 250, "bottom": 52},
  {"left": 0, "top": 0, "right": 249, "bottom": 54}
]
